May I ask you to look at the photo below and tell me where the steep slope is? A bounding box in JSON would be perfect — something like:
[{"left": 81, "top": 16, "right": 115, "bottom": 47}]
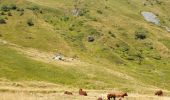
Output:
[{"left": 0, "top": 0, "right": 170, "bottom": 93}]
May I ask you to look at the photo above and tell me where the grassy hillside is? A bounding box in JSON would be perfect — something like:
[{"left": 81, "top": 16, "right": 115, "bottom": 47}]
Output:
[{"left": 0, "top": 0, "right": 170, "bottom": 93}]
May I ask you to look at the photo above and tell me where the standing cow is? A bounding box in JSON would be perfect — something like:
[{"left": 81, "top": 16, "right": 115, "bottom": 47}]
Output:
[{"left": 155, "top": 90, "right": 163, "bottom": 96}]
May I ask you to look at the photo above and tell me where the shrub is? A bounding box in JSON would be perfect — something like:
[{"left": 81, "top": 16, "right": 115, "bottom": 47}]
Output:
[
  {"left": 0, "top": 11, "right": 6, "bottom": 15},
  {"left": 69, "top": 27, "right": 74, "bottom": 31},
  {"left": 16, "top": 8, "right": 20, "bottom": 11},
  {"left": 10, "top": 4, "right": 17, "bottom": 10},
  {"left": 19, "top": 11, "right": 24, "bottom": 16},
  {"left": 4, "top": 17, "right": 8, "bottom": 20},
  {"left": 60, "top": 16, "right": 69, "bottom": 21},
  {"left": 135, "top": 32, "right": 146, "bottom": 40},
  {"left": 126, "top": 55, "right": 135, "bottom": 60},
  {"left": 79, "top": 8, "right": 89, "bottom": 16},
  {"left": 0, "top": 17, "right": 6, "bottom": 24},
  {"left": 108, "top": 31, "right": 116, "bottom": 38},
  {"left": 97, "top": 10, "right": 103, "bottom": 14},
  {"left": 27, "top": 18, "right": 34, "bottom": 26},
  {"left": 20, "top": 8, "right": 24, "bottom": 12},
  {"left": 135, "top": 51, "right": 143, "bottom": 65},
  {"left": 40, "top": 10, "right": 43, "bottom": 14},
  {"left": 17, "top": 8, "right": 24, "bottom": 12},
  {"left": 152, "top": 54, "right": 161, "bottom": 60},
  {"left": 8, "top": 12, "right": 12, "bottom": 16},
  {"left": 135, "top": 28, "right": 148, "bottom": 40},
  {"left": 1, "top": 5, "right": 10, "bottom": 12}
]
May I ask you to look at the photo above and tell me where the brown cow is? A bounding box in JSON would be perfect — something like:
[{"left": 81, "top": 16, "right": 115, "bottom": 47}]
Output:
[
  {"left": 64, "top": 91, "right": 73, "bottom": 95},
  {"left": 155, "top": 90, "right": 163, "bottom": 96},
  {"left": 79, "top": 88, "right": 87, "bottom": 96},
  {"left": 97, "top": 97, "right": 103, "bottom": 100},
  {"left": 107, "top": 92, "right": 128, "bottom": 100}
]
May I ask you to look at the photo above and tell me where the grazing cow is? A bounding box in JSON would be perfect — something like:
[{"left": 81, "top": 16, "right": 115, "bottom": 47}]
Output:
[
  {"left": 64, "top": 91, "right": 73, "bottom": 95},
  {"left": 107, "top": 92, "right": 128, "bottom": 100},
  {"left": 79, "top": 88, "right": 87, "bottom": 96},
  {"left": 107, "top": 93, "right": 116, "bottom": 100},
  {"left": 97, "top": 97, "right": 103, "bottom": 100},
  {"left": 155, "top": 90, "right": 163, "bottom": 96}
]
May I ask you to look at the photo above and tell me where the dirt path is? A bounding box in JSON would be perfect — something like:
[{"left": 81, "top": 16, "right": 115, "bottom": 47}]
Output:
[{"left": 0, "top": 38, "right": 86, "bottom": 67}]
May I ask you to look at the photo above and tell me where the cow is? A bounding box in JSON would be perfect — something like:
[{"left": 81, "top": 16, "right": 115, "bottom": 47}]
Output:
[
  {"left": 107, "top": 92, "right": 128, "bottom": 100},
  {"left": 155, "top": 90, "right": 163, "bottom": 96},
  {"left": 79, "top": 88, "right": 87, "bottom": 96},
  {"left": 97, "top": 97, "right": 103, "bottom": 100},
  {"left": 64, "top": 91, "right": 73, "bottom": 95}
]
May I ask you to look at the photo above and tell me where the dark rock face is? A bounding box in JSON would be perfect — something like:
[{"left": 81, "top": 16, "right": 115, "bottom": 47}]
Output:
[{"left": 88, "top": 36, "right": 94, "bottom": 42}]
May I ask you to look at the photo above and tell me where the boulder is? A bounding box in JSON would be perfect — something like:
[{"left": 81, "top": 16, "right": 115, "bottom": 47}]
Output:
[{"left": 88, "top": 36, "right": 94, "bottom": 42}]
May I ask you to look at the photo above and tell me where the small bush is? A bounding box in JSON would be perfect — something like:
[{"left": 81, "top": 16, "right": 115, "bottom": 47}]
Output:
[
  {"left": 127, "top": 55, "right": 135, "bottom": 60},
  {"left": 0, "top": 11, "right": 6, "bottom": 15},
  {"left": 16, "top": 8, "right": 20, "bottom": 11},
  {"left": 19, "top": 11, "right": 24, "bottom": 16},
  {"left": 79, "top": 8, "right": 89, "bottom": 16},
  {"left": 10, "top": 4, "right": 17, "bottom": 10},
  {"left": 8, "top": 12, "right": 12, "bottom": 16},
  {"left": 4, "top": 17, "right": 8, "bottom": 20},
  {"left": 69, "top": 27, "right": 74, "bottom": 31},
  {"left": 40, "top": 10, "right": 43, "bottom": 14},
  {"left": 108, "top": 31, "right": 116, "bottom": 38},
  {"left": 0, "top": 17, "right": 6, "bottom": 24},
  {"left": 20, "top": 8, "right": 24, "bottom": 12},
  {"left": 60, "top": 16, "right": 69, "bottom": 21},
  {"left": 17, "top": 8, "right": 24, "bottom": 12},
  {"left": 1, "top": 5, "right": 10, "bottom": 12},
  {"left": 97, "top": 10, "right": 103, "bottom": 14},
  {"left": 135, "top": 32, "right": 146, "bottom": 40},
  {"left": 135, "top": 28, "right": 148, "bottom": 40},
  {"left": 27, "top": 18, "right": 34, "bottom": 26},
  {"left": 135, "top": 51, "right": 143, "bottom": 65}
]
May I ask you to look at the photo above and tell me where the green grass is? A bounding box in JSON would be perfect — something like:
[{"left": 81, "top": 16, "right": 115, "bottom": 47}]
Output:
[
  {"left": 0, "top": 45, "right": 88, "bottom": 85},
  {"left": 0, "top": 45, "right": 134, "bottom": 90},
  {"left": 0, "top": 0, "right": 170, "bottom": 92}
]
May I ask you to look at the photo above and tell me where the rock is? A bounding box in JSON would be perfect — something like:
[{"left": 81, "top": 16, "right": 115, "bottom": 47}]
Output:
[
  {"left": 88, "top": 36, "right": 94, "bottom": 42},
  {"left": 53, "top": 54, "right": 63, "bottom": 61},
  {"left": 141, "top": 11, "right": 160, "bottom": 25}
]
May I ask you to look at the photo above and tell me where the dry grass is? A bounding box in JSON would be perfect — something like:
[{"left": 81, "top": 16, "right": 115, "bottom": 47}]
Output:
[
  {"left": 0, "top": 91, "right": 170, "bottom": 100},
  {"left": 0, "top": 80, "right": 170, "bottom": 100}
]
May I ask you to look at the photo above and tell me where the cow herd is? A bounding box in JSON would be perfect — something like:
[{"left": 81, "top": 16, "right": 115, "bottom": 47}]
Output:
[{"left": 64, "top": 89, "right": 164, "bottom": 100}]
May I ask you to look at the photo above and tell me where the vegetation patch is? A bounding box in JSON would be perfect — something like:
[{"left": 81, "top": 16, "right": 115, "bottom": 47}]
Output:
[
  {"left": 0, "top": 17, "right": 6, "bottom": 24},
  {"left": 27, "top": 18, "right": 34, "bottom": 26},
  {"left": 135, "top": 27, "right": 148, "bottom": 40}
]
